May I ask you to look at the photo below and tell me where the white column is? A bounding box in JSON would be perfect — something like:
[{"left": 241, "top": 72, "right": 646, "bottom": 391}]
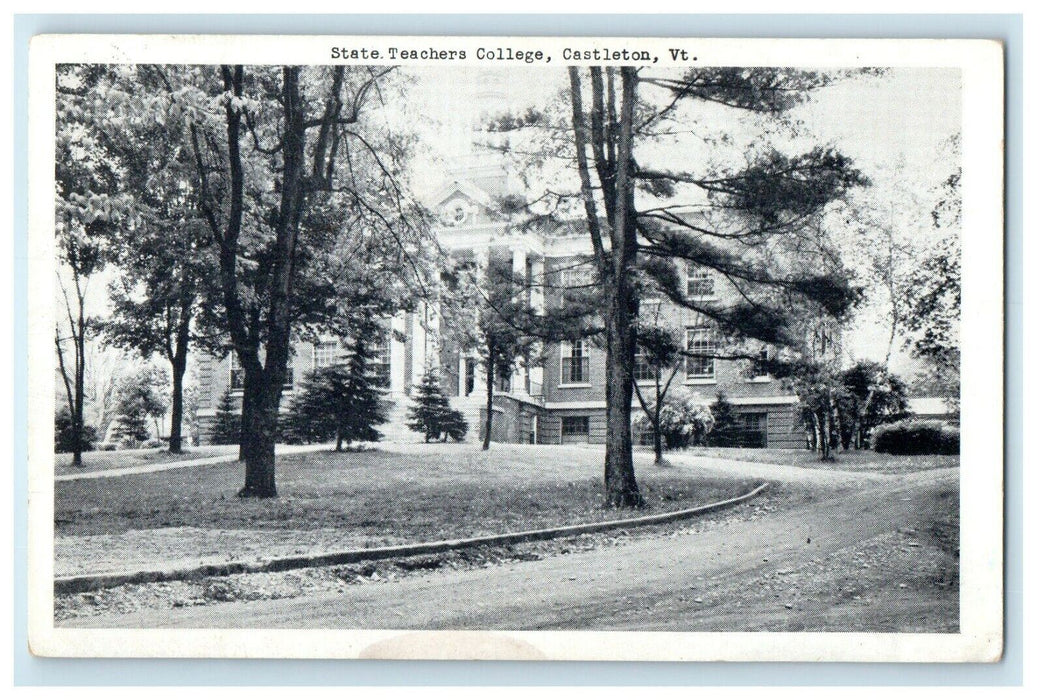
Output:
[
  {"left": 411, "top": 306, "right": 428, "bottom": 388},
  {"left": 512, "top": 246, "right": 527, "bottom": 281},
  {"left": 528, "top": 252, "right": 545, "bottom": 397},
  {"left": 390, "top": 312, "right": 407, "bottom": 394},
  {"left": 458, "top": 354, "right": 467, "bottom": 397},
  {"left": 511, "top": 247, "right": 528, "bottom": 394},
  {"left": 531, "top": 254, "right": 545, "bottom": 314}
]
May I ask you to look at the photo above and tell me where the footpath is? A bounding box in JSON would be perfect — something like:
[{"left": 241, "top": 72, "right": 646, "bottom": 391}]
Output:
[{"left": 55, "top": 443, "right": 334, "bottom": 482}]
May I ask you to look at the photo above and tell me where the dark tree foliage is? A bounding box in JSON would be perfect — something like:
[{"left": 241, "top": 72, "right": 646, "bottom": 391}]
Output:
[
  {"left": 406, "top": 367, "right": 468, "bottom": 443},
  {"left": 836, "top": 360, "right": 910, "bottom": 449},
  {"left": 210, "top": 389, "right": 241, "bottom": 446},
  {"left": 54, "top": 406, "right": 98, "bottom": 454},
  {"left": 873, "top": 419, "right": 959, "bottom": 456},
  {"left": 284, "top": 339, "right": 390, "bottom": 451},
  {"left": 706, "top": 392, "right": 742, "bottom": 448}
]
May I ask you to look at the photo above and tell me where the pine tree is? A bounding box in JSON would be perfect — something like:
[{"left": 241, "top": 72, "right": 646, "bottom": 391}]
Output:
[
  {"left": 286, "top": 339, "right": 390, "bottom": 451},
  {"left": 210, "top": 388, "right": 240, "bottom": 445},
  {"left": 406, "top": 366, "right": 468, "bottom": 443},
  {"left": 707, "top": 392, "right": 741, "bottom": 448}
]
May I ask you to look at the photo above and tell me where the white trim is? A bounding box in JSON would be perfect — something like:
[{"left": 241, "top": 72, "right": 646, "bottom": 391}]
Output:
[
  {"left": 556, "top": 383, "right": 592, "bottom": 389},
  {"left": 493, "top": 390, "right": 545, "bottom": 409},
  {"left": 684, "top": 378, "right": 717, "bottom": 386},
  {"left": 545, "top": 400, "right": 606, "bottom": 410},
  {"left": 745, "top": 376, "right": 773, "bottom": 384},
  {"left": 545, "top": 395, "right": 799, "bottom": 411},
  {"left": 731, "top": 396, "right": 798, "bottom": 406}
]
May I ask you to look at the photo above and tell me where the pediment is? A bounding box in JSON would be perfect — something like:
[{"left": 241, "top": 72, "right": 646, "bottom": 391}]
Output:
[{"left": 431, "top": 181, "right": 499, "bottom": 228}]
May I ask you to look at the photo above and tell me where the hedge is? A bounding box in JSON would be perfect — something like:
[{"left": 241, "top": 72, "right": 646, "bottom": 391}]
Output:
[{"left": 872, "top": 419, "right": 960, "bottom": 455}]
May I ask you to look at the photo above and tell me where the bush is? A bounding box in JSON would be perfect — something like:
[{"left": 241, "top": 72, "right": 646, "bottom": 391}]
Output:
[
  {"left": 97, "top": 442, "right": 117, "bottom": 452},
  {"left": 54, "top": 406, "right": 98, "bottom": 453},
  {"left": 872, "top": 419, "right": 959, "bottom": 455},
  {"left": 142, "top": 438, "right": 164, "bottom": 449},
  {"left": 407, "top": 367, "right": 468, "bottom": 443}
]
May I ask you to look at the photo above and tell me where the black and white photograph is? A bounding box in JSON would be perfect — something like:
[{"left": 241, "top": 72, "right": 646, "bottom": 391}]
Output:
[{"left": 27, "top": 35, "right": 1004, "bottom": 661}]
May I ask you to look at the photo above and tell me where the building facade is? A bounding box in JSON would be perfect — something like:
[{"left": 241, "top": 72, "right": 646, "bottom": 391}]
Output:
[{"left": 195, "top": 165, "right": 805, "bottom": 449}]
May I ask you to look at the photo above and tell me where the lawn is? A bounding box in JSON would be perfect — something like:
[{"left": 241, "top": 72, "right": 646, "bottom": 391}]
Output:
[
  {"left": 54, "top": 444, "right": 239, "bottom": 476},
  {"left": 678, "top": 446, "right": 959, "bottom": 474},
  {"left": 54, "top": 443, "right": 761, "bottom": 576}
]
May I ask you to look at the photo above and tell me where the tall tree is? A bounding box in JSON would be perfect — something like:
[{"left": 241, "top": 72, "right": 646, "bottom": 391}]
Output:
[
  {"left": 189, "top": 65, "right": 425, "bottom": 497},
  {"left": 901, "top": 164, "right": 961, "bottom": 411},
  {"left": 559, "top": 67, "right": 865, "bottom": 505},
  {"left": 54, "top": 65, "right": 134, "bottom": 466},
  {"left": 88, "top": 66, "right": 217, "bottom": 454}
]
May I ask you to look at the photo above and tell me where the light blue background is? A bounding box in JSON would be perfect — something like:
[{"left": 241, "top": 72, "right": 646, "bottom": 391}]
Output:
[{"left": 13, "top": 13, "right": 1023, "bottom": 686}]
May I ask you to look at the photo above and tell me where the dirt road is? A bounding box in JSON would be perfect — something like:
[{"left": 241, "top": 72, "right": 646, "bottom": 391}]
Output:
[{"left": 66, "top": 465, "right": 958, "bottom": 632}]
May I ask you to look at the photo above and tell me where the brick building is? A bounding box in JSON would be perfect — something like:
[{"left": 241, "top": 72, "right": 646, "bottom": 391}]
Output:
[{"left": 194, "top": 161, "right": 805, "bottom": 449}]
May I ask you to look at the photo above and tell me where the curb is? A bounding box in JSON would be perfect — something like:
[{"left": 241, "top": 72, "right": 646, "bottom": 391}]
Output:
[{"left": 55, "top": 482, "right": 769, "bottom": 595}]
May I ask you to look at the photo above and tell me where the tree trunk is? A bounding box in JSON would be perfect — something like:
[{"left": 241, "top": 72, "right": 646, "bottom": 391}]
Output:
[
  {"left": 602, "top": 67, "right": 644, "bottom": 509},
  {"left": 168, "top": 347, "right": 187, "bottom": 454},
  {"left": 820, "top": 410, "right": 833, "bottom": 461},
  {"left": 336, "top": 428, "right": 344, "bottom": 452},
  {"left": 72, "top": 319, "right": 85, "bottom": 467},
  {"left": 482, "top": 354, "right": 495, "bottom": 451},
  {"left": 653, "top": 379, "right": 663, "bottom": 465},
  {"left": 238, "top": 369, "right": 279, "bottom": 498}
]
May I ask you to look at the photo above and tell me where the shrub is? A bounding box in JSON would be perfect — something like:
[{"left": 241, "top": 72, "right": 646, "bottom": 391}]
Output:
[
  {"left": 872, "top": 419, "right": 959, "bottom": 455},
  {"left": 707, "top": 392, "right": 741, "bottom": 447},
  {"left": 407, "top": 367, "right": 468, "bottom": 443},
  {"left": 283, "top": 342, "right": 390, "bottom": 450},
  {"left": 209, "top": 389, "right": 240, "bottom": 445},
  {"left": 54, "top": 406, "right": 98, "bottom": 453},
  {"left": 142, "top": 438, "right": 164, "bottom": 449}
]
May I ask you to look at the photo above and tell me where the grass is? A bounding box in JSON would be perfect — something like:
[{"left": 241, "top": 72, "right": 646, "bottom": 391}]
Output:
[
  {"left": 55, "top": 443, "right": 761, "bottom": 543},
  {"left": 54, "top": 444, "right": 239, "bottom": 476},
  {"left": 679, "top": 446, "right": 959, "bottom": 473}
]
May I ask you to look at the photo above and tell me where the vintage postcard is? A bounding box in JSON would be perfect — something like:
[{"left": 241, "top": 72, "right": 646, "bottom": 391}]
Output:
[{"left": 27, "top": 34, "right": 1004, "bottom": 661}]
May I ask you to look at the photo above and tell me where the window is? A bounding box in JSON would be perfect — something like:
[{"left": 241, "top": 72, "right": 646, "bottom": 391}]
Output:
[
  {"left": 561, "top": 416, "right": 590, "bottom": 437},
  {"left": 229, "top": 353, "right": 244, "bottom": 391},
  {"left": 559, "top": 264, "right": 592, "bottom": 308},
  {"left": 312, "top": 341, "right": 341, "bottom": 370},
  {"left": 229, "top": 353, "right": 293, "bottom": 391},
  {"left": 634, "top": 349, "right": 657, "bottom": 382},
  {"left": 464, "top": 358, "right": 476, "bottom": 396},
  {"left": 748, "top": 348, "right": 771, "bottom": 381},
  {"left": 686, "top": 264, "right": 715, "bottom": 299},
  {"left": 560, "top": 340, "right": 590, "bottom": 385},
  {"left": 372, "top": 332, "right": 392, "bottom": 389},
  {"left": 685, "top": 327, "right": 715, "bottom": 381}
]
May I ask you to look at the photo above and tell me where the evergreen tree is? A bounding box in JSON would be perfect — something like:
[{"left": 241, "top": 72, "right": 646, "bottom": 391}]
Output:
[
  {"left": 286, "top": 339, "right": 390, "bottom": 451},
  {"left": 406, "top": 367, "right": 468, "bottom": 443},
  {"left": 111, "top": 367, "right": 169, "bottom": 447},
  {"left": 707, "top": 392, "right": 741, "bottom": 448},
  {"left": 210, "top": 388, "right": 241, "bottom": 446}
]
